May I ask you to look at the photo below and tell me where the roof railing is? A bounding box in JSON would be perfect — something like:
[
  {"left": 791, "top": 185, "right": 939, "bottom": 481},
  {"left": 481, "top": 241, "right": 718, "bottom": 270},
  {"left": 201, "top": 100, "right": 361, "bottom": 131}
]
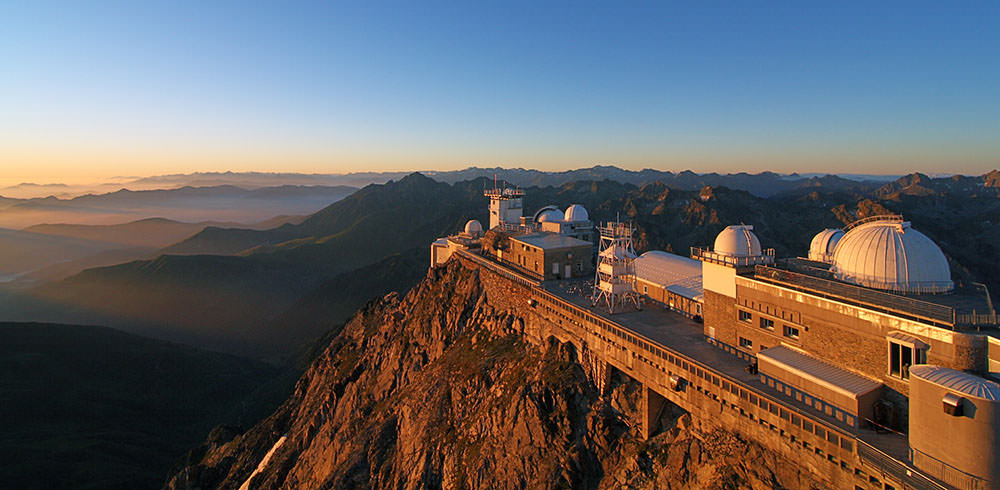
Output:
[
  {"left": 843, "top": 214, "right": 904, "bottom": 232},
  {"left": 690, "top": 247, "right": 775, "bottom": 268},
  {"left": 752, "top": 265, "right": 957, "bottom": 327}
]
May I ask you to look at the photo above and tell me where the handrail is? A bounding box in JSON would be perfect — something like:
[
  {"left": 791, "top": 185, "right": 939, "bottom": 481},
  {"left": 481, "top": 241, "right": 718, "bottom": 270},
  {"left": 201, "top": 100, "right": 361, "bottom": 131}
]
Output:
[
  {"left": 857, "top": 440, "right": 950, "bottom": 490},
  {"left": 843, "top": 214, "right": 904, "bottom": 232}
]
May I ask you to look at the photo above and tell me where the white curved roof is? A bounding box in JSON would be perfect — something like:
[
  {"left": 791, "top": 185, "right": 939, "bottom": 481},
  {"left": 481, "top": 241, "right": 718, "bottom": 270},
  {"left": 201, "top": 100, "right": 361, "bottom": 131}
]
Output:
[
  {"left": 911, "top": 365, "right": 1000, "bottom": 401},
  {"left": 564, "top": 204, "right": 589, "bottom": 222},
  {"left": 464, "top": 219, "right": 483, "bottom": 235},
  {"left": 714, "top": 225, "right": 762, "bottom": 257},
  {"left": 633, "top": 251, "right": 703, "bottom": 301},
  {"left": 808, "top": 228, "right": 844, "bottom": 263},
  {"left": 537, "top": 209, "right": 564, "bottom": 223},
  {"left": 831, "top": 217, "right": 952, "bottom": 293}
]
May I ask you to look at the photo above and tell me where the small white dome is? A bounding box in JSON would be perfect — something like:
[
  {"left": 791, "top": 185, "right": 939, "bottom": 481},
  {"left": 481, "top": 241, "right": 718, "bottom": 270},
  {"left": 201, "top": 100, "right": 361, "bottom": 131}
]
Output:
[
  {"left": 533, "top": 205, "right": 564, "bottom": 223},
  {"left": 564, "top": 204, "right": 589, "bottom": 222},
  {"left": 464, "top": 219, "right": 483, "bottom": 235},
  {"left": 808, "top": 228, "right": 844, "bottom": 263},
  {"left": 831, "top": 217, "right": 952, "bottom": 293},
  {"left": 714, "top": 225, "right": 762, "bottom": 257}
]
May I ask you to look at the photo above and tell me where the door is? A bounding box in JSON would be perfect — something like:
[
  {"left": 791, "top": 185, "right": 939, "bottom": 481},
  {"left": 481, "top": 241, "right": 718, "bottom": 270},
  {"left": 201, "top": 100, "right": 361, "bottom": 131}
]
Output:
[{"left": 565, "top": 264, "right": 572, "bottom": 279}]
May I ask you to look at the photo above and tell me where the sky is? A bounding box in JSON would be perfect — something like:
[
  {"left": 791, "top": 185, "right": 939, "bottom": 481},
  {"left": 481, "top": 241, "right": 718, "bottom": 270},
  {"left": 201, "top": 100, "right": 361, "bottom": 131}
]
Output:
[{"left": 1, "top": 1, "right": 998, "bottom": 185}]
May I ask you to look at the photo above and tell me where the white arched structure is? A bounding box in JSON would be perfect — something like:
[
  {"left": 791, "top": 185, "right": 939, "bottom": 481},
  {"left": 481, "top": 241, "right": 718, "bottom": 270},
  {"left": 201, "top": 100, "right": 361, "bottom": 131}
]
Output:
[
  {"left": 831, "top": 216, "right": 952, "bottom": 294},
  {"left": 714, "top": 225, "right": 762, "bottom": 257},
  {"left": 808, "top": 228, "right": 844, "bottom": 263}
]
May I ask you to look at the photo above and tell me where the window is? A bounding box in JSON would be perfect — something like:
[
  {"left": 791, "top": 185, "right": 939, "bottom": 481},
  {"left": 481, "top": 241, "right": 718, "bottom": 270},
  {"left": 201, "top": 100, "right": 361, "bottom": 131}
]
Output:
[
  {"left": 739, "top": 337, "right": 752, "bottom": 349},
  {"left": 889, "top": 341, "right": 921, "bottom": 379},
  {"left": 760, "top": 317, "right": 774, "bottom": 330},
  {"left": 643, "top": 285, "right": 649, "bottom": 294},
  {"left": 576, "top": 262, "right": 583, "bottom": 272},
  {"left": 783, "top": 325, "right": 800, "bottom": 340},
  {"left": 739, "top": 310, "right": 752, "bottom": 322}
]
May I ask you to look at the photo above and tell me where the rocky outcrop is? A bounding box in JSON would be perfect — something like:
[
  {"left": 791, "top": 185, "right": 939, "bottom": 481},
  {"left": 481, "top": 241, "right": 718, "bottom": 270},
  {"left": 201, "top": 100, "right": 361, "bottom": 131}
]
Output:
[{"left": 165, "top": 261, "right": 827, "bottom": 490}]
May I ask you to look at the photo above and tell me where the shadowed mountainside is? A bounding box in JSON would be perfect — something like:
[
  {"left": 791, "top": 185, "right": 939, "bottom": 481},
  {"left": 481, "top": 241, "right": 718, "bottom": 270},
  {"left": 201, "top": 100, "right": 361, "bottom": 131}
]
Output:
[{"left": 0, "top": 322, "right": 279, "bottom": 490}]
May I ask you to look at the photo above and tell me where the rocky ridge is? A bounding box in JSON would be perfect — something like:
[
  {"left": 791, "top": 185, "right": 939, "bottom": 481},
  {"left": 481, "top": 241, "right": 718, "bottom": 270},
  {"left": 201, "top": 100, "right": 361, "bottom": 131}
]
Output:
[{"left": 166, "top": 261, "right": 827, "bottom": 490}]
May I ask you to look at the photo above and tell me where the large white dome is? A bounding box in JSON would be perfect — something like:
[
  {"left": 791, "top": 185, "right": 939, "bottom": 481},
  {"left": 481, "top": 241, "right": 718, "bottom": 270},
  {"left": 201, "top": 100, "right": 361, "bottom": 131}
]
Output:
[
  {"left": 534, "top": 205, "right": 564, "bottom": 223},
  {"left": 464, "top": 219, "right": 483, "bottom": 235},
  {"left": 564, "top": 204, "right": 589, "bottom": 222},
  {"left": 714, "top": 225, "right": 762, "bottom": 257},
  {"left": 831, "top": 217, "right": 952, "bottom": 293},
  {"left": 808, "top": 228, "right": 844, "bottom": 263}
]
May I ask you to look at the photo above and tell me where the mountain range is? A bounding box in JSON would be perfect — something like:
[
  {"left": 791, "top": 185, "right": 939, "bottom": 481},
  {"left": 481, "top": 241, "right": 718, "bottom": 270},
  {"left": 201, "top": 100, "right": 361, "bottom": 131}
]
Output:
[{"left": 9, "top": 170, "right": 1000, "bottom": 363}]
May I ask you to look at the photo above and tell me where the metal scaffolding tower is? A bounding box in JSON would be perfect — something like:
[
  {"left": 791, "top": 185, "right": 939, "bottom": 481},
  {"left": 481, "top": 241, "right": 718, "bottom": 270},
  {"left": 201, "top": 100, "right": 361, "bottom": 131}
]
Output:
[{"left": 592, "top": 220, "right": 641, "bottom": 314}]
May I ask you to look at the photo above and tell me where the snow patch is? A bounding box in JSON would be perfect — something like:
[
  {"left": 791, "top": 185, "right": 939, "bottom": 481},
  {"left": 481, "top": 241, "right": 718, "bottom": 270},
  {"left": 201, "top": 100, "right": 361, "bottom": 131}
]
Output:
[{"left": 238, "top": 434, "right": 287, "bottom": 490}]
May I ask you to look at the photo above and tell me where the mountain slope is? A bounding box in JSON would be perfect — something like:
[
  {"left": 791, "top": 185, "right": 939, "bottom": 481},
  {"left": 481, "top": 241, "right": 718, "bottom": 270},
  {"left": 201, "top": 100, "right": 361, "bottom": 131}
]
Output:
[
  {"left": 165, "top": 261, "right": 825, "bottom": 490},
  {"left": 0, "top": 322, "right": 278, "bottom": 490}
]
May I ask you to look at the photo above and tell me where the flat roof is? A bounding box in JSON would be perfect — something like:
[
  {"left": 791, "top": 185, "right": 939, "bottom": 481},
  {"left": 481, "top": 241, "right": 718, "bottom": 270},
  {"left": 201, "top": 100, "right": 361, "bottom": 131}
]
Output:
[
  {"left": 758, "top": 346, "right": 883, "bottom": 399},
  {"left": 512, "top": 232, "right": 592, "bottom": 250}
]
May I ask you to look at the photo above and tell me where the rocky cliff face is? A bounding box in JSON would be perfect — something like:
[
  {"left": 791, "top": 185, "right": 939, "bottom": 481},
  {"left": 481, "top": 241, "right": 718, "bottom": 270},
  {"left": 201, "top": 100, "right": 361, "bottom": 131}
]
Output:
[{"left": 166, "top": 262, "right": 826, "bottom": 490}]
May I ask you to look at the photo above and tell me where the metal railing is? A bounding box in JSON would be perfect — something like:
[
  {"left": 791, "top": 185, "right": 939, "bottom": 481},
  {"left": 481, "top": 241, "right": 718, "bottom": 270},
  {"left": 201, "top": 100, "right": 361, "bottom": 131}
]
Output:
[
  {"left": 751, "top": 265, "right": 958, "bottom": 328},
  {"left": 910, "top": 448, "right": 989, "bottom": 490},
  {"left": 690, "top": 247, "right": 775, "bottom": 267},
  {"left": 857, "top": 440, "right": 949, "bottom": 490},
  {"left": 843, "top": 214, "right": 904, "bottom": 232},
  {"left": 455, "top": 249, "right": 540, "bottom": 288}
]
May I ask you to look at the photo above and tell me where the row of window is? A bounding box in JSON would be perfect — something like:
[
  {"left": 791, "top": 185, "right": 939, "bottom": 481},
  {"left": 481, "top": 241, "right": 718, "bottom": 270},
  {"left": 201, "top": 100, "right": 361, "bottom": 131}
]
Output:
[{"left": 738, "top": 309, "right": 800, "bottom": 341}]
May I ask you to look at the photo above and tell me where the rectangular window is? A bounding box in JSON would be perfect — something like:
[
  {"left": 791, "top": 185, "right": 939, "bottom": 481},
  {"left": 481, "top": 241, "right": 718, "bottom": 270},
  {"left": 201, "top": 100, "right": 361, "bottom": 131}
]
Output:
[
  {"left": 643, "top": 285, "right": 648, "bottom": 294},
  {"left": 760, "top": 317, "right": 774, "bottom": 330},
  {"left": 889, "top": 341, "right": 920, "bottom": 379},
  {"left": 783, "top": 325, "right": 800, "bottom": 340},
  {"left": 739, "top": 337, "right": 752, "bottom": 349},
  {"left": 738, "top": 310, "right": 752, "bottom": 322}
]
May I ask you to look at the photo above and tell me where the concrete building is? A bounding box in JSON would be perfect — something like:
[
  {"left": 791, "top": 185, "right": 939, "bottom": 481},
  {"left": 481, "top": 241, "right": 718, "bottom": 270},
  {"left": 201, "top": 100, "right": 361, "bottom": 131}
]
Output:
[
  {"left": 430, "top": 219, "right": 484, "bottom": 267},
  {"left": 485, "top": 184, "right": 524, "bottom": 230}
]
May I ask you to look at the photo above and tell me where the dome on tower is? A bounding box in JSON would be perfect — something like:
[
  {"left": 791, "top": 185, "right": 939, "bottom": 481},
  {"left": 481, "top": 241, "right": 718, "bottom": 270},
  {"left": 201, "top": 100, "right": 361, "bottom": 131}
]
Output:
[
  {"left": 464, "top": 219, "right": 483, "bottom": 236},
  {"left": 564, "top": 204, "right": 589, "bottom": 222},
  {"left": 714, "top": 225, "right": 762, "bottom": 257},
  {"left": 831, "top": 216, "right": 952, "bottom": 293},
  {"left": 533, "top": 205, "right": 564, "bottom": 223},
  {"left": 808, "top": 228, "right": 844, "bottom": 263}
]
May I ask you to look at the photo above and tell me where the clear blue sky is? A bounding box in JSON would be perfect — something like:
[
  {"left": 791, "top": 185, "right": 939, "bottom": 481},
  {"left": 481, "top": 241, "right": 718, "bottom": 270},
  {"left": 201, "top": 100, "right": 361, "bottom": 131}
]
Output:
[{"left": 1, "top": 1, "right": 997, "bottom": 183}]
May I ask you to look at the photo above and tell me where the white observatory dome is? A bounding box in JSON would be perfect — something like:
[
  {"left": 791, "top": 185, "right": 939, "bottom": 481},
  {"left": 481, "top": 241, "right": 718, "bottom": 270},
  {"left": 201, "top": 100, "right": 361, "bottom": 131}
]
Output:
[
  {"left": 464, "top": 219, "right": 483, "bottom": 235},
  {"left": 808, "top": 228, "right": 844, "bottom": 263},
  {"left": 831, "top": 216, "right": 952, "bottom": 293},
  {"left": 564, "top": 204, "right": 589, "bottom": 222},
  {"left": 714, "top": 225, "right": 762, "bottom": 257},
  {"left": 533, "top": 205, "right": 564, "bottom": 223}
]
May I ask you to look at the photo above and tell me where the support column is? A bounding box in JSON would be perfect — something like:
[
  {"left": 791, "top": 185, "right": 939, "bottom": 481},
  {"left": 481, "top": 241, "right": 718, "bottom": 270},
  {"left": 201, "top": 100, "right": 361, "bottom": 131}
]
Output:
[{"left": 643, "top": 384, "right": 667, "bottom": 440}]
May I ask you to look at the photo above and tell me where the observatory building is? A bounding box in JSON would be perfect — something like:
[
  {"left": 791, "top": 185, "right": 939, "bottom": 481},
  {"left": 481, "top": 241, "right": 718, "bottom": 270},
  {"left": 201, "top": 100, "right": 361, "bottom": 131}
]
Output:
[
  {"left": 432, "top": 182, "right": 596, "bottom": 280},
  {"left": 431, "top": 185, "right": 1000, "bottom": 489},
  {"left": 693, "top": 215, "right": 1000, "bottom": 487}
]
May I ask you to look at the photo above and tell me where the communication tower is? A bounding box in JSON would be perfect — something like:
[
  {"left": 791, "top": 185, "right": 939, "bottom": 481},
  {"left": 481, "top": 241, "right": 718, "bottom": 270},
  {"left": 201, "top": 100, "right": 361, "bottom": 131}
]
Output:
[
  {"left": 592, "top": 220, "right": 641, "bottom": 314},
  {"left": 484, "top": 175, "right": 524, "bottom": 230}
]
